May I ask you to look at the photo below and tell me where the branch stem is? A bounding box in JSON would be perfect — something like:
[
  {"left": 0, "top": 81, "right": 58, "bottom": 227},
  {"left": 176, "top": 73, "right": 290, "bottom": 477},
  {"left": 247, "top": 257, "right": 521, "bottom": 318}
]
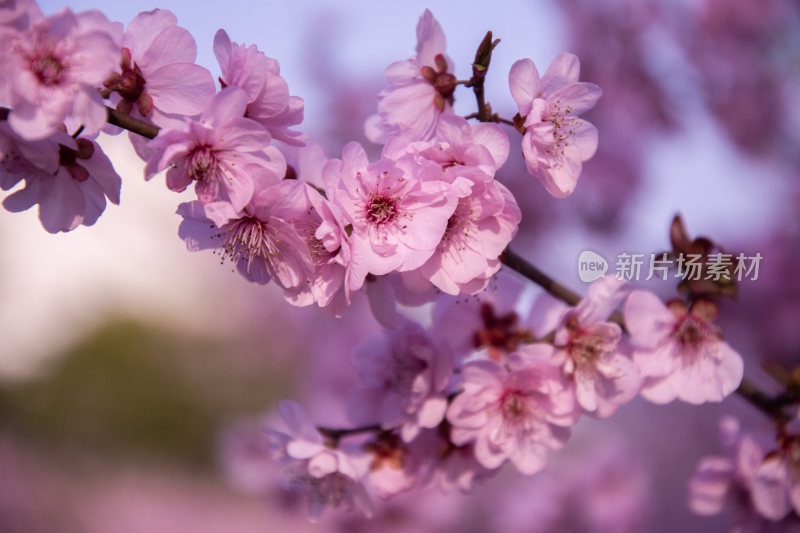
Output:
[
  {"left": 106, "top": 106, "right": 160, "bottom": 139},
  {"left": 317, "top": 424, "right": 383, "bottom": 444}
]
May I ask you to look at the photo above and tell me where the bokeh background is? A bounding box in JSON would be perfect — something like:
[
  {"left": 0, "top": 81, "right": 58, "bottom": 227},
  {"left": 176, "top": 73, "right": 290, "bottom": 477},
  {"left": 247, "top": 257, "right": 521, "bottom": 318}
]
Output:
[{"left": 1, "top": 0, "right": 798, "bottom": 531}]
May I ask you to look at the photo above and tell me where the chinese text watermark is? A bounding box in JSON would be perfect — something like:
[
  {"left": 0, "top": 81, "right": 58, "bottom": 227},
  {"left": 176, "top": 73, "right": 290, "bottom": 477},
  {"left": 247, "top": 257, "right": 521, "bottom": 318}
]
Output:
[{"left": 578, "top": 251, "right": 762, "bottom": 283}]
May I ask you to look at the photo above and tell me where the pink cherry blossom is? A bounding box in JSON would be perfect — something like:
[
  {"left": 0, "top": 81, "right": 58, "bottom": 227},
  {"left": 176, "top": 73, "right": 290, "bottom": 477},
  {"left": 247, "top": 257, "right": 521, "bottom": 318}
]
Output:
[
  {"left": 322, "top": 141, "right": 457, "bottom": 285},
  {"left": 624, "top": 291, "right": 744, "bottom": 405},
  {"left": 508, "top": 53, "right": 602, "bottom": 197},
  {"left": 102, "top": 9, "right": 215, "bottom": 158},
  {"left": 545, "top": 276, "right": 641, "bottom": 418},
  {"left": 408, "top": 173, "right": 521, "bottom": 295},
  {"left": 446, "top": 346, "right": 579, "bottom": 475},
  {"left": 266, "top": 400, "right": 373, "bottom": 522},
  {"left": 381, "top": 112, "right": 510, "bottom": 182},
  {"left": 2, "top": 125, "right": 121, "bottom": 233},
  {"left": 346, "top": 319, "right": 454, "bottom": 442},
  {"left": 301, "top": 184, "right": 365, "bottom": 315},
  {"left": 0, "top": 8, "right": 121, "bottom": 140},
  {"left": 214, "top": 29, "right": 305, "bottom": 146},
  {"left": 376, "top": 114, "right": 520, "bottom": 295},
  {"left": 146, "top": 87, "right": 284, "bottom": 212},
  {"left": 281, "top": 153, "right": 362, "bottom": 314},
  {"left": 364, "top": 9, "right": 456, "bottom": 143},
  {"left": 177, "top": 176, "right": 313, "bottom": 300}
]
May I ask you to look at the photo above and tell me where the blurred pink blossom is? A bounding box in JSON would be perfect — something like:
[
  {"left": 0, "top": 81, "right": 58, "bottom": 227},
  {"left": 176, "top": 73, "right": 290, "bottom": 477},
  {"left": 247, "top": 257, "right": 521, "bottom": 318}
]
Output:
[
  {"left": 266, "top": 400, "right": 373, "bottom": 522},
  {"left": 347, "top": 319, "right": 454, "bottom": 442}
]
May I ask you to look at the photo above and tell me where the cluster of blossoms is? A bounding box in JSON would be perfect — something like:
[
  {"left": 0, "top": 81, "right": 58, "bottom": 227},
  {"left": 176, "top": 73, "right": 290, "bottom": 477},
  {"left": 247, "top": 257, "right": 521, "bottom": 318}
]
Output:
[
  {"left": 2, "top": 1, "right": 798, "bottom": 529},
  {"left": 0, "top": 3, "right": 588, "bottom": 313},
  {"left": 249, "top": 270, "right": 750, "bottom": 520}
]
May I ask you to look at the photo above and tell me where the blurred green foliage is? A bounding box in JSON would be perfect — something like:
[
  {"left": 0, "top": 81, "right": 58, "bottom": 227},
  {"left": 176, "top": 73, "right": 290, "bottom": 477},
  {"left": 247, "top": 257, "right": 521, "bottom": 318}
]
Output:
[{"left": 0, "top": 319, "right": 294, "bottom": 469}]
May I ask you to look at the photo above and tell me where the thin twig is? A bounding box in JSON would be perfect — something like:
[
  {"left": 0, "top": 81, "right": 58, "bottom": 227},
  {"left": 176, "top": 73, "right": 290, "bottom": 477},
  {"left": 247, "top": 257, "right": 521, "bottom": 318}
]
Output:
[
  {"left": 501, "top": 248, "right": 581, "bottom": 306},
  {"left": 106, "top": 106, "right": 160, "bottom": 139},
  {"left": 317, "top": 424, "right": 383, "bottom": 444}
]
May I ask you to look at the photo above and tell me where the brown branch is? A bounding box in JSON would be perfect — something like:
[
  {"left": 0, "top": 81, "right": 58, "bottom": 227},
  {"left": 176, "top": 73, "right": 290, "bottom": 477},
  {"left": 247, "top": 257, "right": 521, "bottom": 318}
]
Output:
[
  {"left": 501, "top": 247, "right": 581, "bottom": 306},
  {"left": 736, "top": 378, "right": 795, "bottom": 422},
  {"left": 1, "top": 106, "right": 160, "bottom": 140},
  {"left": 469, "top": 31, "right": 501, "bottom": 122},
  {"left": 317, "top": 424, "right": 383, "bottom": 445},
  {"left": 106, "top": 106, "right": 160, "bottom": 139},
  {"left": 464, "top": 111, "right": 516, "bottom": 127}
]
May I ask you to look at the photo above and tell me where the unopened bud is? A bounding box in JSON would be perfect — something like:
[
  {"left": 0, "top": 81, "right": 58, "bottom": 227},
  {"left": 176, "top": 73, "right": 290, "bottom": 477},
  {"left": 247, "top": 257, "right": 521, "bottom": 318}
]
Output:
[
  {"left": 120, "top": 47, "right": 132, "bottom": 69},
  {"left": 472, "top": 31, "right": 500, "bottom": 81},
  {"left": 420, "top": 65, "right": 437, "bottom": 83},
  {"left": 433, "top": 72, "right": 457, "bottom": 100},
  {"left": 75, "top": 138, "right": 94, "bottom": 159},
  {"left": 136, "top": 92, "right": 153, "bottom": 116},
  {"left": 434, "top": 53, "right": 448, "bottom": 73},
  {"left": 513, "top": 113, "right": 527, "bottom": 134}
]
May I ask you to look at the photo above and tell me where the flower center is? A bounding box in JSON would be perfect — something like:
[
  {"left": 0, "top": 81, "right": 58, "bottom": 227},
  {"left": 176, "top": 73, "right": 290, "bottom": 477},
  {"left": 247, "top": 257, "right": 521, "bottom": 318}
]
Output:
[
  {"left": 544, "top": 99, "right": 578, "bottom": 156},
  {"left": 473, "top": 303, "right": 533, "bottom": 361},
  {"left": 295, "top": 213, "right": 337, "bottom": 270},
  {"left": 115, "top": 65, "right": 147, "bottom": 103},
  {"left": 498, "top": 387, "right": 544, "bottom": 439},
  {"left": 440, "top": 199, "right": 475, "bottom": 251},
  {"left": 30, "top": 54, "right": 64, "bottom": 85},
  {"left": 215, "top": 216, "right": 278, "bottom": 273},
  {"left": 568, "top": 333, "right": 606, "bottom": 366},
  {"left": 366, "top": 194, "right": 398, "bottom": 225},
  {"left": 103, "top": 48, "right": 153, "bottom": 115},
  {"left": 673, "top": 315, "right": 713, "bottom": 350},
  {"left": 501, "top": 392, "right": 528, "bottom": 419},
  {"left": 188, "top": 145, "right": 218, "bottom": 182}
]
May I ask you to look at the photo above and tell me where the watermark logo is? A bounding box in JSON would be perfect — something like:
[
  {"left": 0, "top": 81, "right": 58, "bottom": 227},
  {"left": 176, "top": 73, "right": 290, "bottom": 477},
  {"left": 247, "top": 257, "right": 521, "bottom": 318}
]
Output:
[
  {"left": 576, "top": 251, "right": 763, "bottom": 283},
  {"left": 578, "top": 250, "right": 609, "bottom": 282}
]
